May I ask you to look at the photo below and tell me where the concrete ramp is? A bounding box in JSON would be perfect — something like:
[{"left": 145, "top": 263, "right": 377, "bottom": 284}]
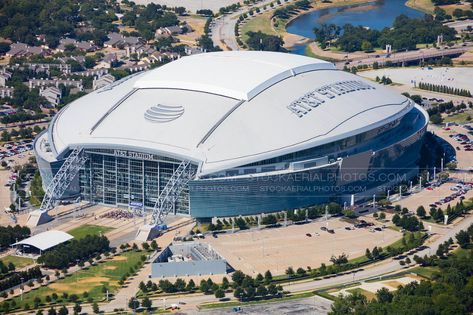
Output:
[
  {"left": 26, "top": 210, "right": 53, "bottom": 227},
  {"left": 135, "top": 224, "right": 162, "bottom": 241}
]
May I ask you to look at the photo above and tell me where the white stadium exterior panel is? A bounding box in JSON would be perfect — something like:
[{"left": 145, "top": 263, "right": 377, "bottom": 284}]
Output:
[
  {"left": 35, "top": 51, "right": 428, "bottom": 219},
  {"left": 47, "top": 51, "right": 414, "bottom": 176}
]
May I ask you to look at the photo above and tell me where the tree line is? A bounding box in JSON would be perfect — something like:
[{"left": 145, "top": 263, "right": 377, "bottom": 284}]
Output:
[
  {"left": 37, "top": 235, "right": 109, "bottom": 269},
  {"left": 1, "top": 125, "right": 44, "bottom": 142},
  {"left": 315, "top": 14, "right": 456, "bottom": 52},
  {"left": 0, "top": 225, "right": 30, "bottom": 249},
  {"left": 418, "top": 82, "right": 472, "bottom": 97},
  {"left": 0, "top": 112, "right": 47, "bottom": 125},
  {"left": 0, "top": 260, "right": 15, "bottom": 276},
  {"left": 330, "top": 222, "right": 473, "bottom": 314},
  {"left": 273, "top": 0, "right": 311, "bottom": 20},
  {"left": 0, "top": 266, "right": 42, "bottom": 293}
]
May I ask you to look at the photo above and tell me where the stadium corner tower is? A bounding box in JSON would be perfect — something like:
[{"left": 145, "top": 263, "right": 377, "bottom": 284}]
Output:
[{"left": 35, "top": 51, "right": 428, "bottom": 219}]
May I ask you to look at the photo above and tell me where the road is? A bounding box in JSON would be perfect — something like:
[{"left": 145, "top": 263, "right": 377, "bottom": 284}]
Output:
[
  {"left": 211, "top": 13, "right": 241, "bottom": 50},
  {"left": 335, "top": 45, "right": 473, "bottom": 69},
  {"left": 445, "top": 19, "right": 473, "bottom": 33},
  {"left": 210, "top": 0, "right": 294, "bottom": 50},
  {"left": 186, "top": 295, "right": 332, "bottom": 314}
]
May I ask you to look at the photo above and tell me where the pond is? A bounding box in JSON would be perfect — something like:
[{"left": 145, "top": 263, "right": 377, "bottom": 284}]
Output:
[{"left": 287, "top": 0, "right": 424, "bottom": 54}]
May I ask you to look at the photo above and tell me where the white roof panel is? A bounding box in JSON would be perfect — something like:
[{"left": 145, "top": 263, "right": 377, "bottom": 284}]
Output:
[
  {"left": 134, "top": 51, "right": 335, "bottom": 100},
  {"left": 49, "top": 51, "right": 413, "bottom": 175},
  {"left": 13, "top": 230, "right": 73, "bottom": 251}
]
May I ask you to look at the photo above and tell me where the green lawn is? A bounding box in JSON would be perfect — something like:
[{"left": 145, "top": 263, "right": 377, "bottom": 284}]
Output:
[
  {"left": 443, "top": 111, "right": 473, "bottom": 124},
  {"left": 409, "top": 266, "right": 439, "bottom": 280},
  {"left": 239, "top": 11, "right": 280, "bottom": 44},
  {"left": 68, "top": 224, "right": 115, "bottom": 239},
  {"left": 0, "top": 255, "right": 34, "bottom": 269},
  {"left": 9, "top": 250, "right": 144, "bottom": 310}
]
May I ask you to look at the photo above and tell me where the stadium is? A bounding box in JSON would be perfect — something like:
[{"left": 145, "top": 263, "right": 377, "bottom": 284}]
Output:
[{"left": 34, "top": 51, "right": 428, "bottom": 222}]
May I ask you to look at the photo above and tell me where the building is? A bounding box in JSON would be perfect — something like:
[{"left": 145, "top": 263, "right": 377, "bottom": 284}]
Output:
[
  {"left": 0, "top": 87, "right": 13, "bottom": 98},
  {"left": 6, "top": 43, "right": 46, "bottom": 57},
  {"left": 151, "top": 242, "right": 227, "bottom": 277},
  {"left": 28, "top": 78, "right": 83, "bottom": 91},
  {"left": 13, "top": 230, "right": 73, "bottom": 256},
  {"left": 96, "top": 53, "right": 118, "bottom": 69},
  {"left": 34, "top": 51, "right": 428, "bottom": 220},
  {"left": 156, "top": 25, "right": 183, "bottom": 36},
  {"left": 104, "top": 32, "right": 143, "bottom": 49},
  {"left": 56, "top": 38, "right": 96, "bottom": 52},
  {"left": 0, "top": 69, "right": 12, "bottom": 87},
  {"left": 40, "top": 86, "right": 62, "bottom": 108},
  {"left": 92, "top": 74, "right": 115, "bottom": 90}
]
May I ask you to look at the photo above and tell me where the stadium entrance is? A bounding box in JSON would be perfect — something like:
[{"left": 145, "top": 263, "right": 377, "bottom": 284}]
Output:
[{"left": 78, "top": 149, "right": 191, "bottom": 215}]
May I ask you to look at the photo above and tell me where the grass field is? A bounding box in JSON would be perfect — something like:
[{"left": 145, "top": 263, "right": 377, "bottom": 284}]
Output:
[
  {"left": 0, "top": 255, "right": 34, "bottom": 269},
  {"left": 347, "top": 287, "right": 377, "bottom": 300},
  {"left": 9, "top": 250, "right": 144, "bottom": 310},
  {"left": 410, "top": 266, "right": 439, "bottom": 280},
  {"left": 239, "top": 11, "right": 280, "bottom": 44},
  {"left": 443, "top": 111, "right": 473, "bottom": 124},
  {"left": 68, "top": 224, "right": 115, "bottom": 239},
  {"left": 405, "top": 0, "right": 435, "bottom": 14}
]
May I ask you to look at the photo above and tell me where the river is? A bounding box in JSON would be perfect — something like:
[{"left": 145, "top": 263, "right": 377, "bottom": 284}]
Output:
[{"left": 287, "top": 0, "right": 424, "bottom": 55}]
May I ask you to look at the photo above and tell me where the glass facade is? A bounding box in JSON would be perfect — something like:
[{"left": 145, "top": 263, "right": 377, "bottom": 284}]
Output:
[
  {"left": 189, "top": 106, "right": 428, "bottom": 218},
  {"left": 78, "top": 149, "right": 191, "bottom": 214}
]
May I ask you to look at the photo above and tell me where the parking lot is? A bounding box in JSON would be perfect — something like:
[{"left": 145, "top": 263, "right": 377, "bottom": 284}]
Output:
[
  {"left": 393, "top": 182, "right": 473, "bottom": 214},
  {"left": 203, "top": 217, "right": 401, "bottom": 276},
  {"left": 433, "top": 124, "right": 473, "bottom": 173}
]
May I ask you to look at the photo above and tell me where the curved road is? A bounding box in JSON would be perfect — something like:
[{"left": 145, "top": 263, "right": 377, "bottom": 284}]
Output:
[{"left": 210, "top": 0, "right": 294, "bottom": 50}]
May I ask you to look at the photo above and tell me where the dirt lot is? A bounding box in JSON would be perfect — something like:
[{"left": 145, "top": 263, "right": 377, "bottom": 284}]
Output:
[{"left": 203, "top": 217, "right": 401, "bottom": 276}]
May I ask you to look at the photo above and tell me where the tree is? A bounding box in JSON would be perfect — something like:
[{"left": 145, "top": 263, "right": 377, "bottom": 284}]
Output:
[
  {"left": 417, "top": 206, "right": 426, "bottom": 218},
  {"left": 221, "top": 277, "right": 230, "bottom": 290},
  {"left": 128, "top": 297, "right": 139, "bottom": 311},
  {"left": 186, "top": 279, "right": 196, "bottom": 291},
  {"left": 174, "top": 278, "right": 186, "bottom": 292},
  {"left": 34, "top": 297, "right": 42, "bottom": 309},
  {"left": 456, "top": 230, "right": 470, "bottom": 249},
  {"left": 150, "top": 240, "right": 158, "bottom": 250},
  {"left": 234, "top": 287, "right": 244, "bottom": 301},
  {"left": 372, "top": 246, "right": 381, "bottom": 260},
  {"left": 376, "top": 287, "right": 393, "bottom": 303},
  {"left": 141, "top": 296, "right": 152, "bottom": 310},
  {"left": 361, "top": 40, "right": 373, "bottom": 52},
  {"left": 264, "top": 270, "right": 272, "bottom": 284},
  {"left": 330, "top": 253, "right": 348, "bottom": 265},
  {"left": 73, "top": 303, "right": 82, "bottom": 315},
  {"left": 142, "top": 242, "right": 150, "bottom": 251},
  {"left": 232, "top": 270, "right": 245, "bottom": 286},
  {"left": 392, "top": 213, "right": 401, "bottom": 225},
  {"left": 58, "top": 305, "right": 68, "bottom": 315},
  {"left": 48, "top": 308, "right": 57, "bottom": 315},
  {"left": 215, "top": 289, "right": 225, "bottom": 299},
  {"left": 285, "top": 266, "right": 295, "bottom": 278},
  {"left": 365, "top": 248, "right": 372, "bottom": 260},
  {"left": 256, "top": 285, "right": 268, "bottom": 297},
  {"left": 92, "top": 302, "right": 99, "bottom": 314},
  {"left": 200, "top": 279, "right": 211, "bottom": 294}
]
